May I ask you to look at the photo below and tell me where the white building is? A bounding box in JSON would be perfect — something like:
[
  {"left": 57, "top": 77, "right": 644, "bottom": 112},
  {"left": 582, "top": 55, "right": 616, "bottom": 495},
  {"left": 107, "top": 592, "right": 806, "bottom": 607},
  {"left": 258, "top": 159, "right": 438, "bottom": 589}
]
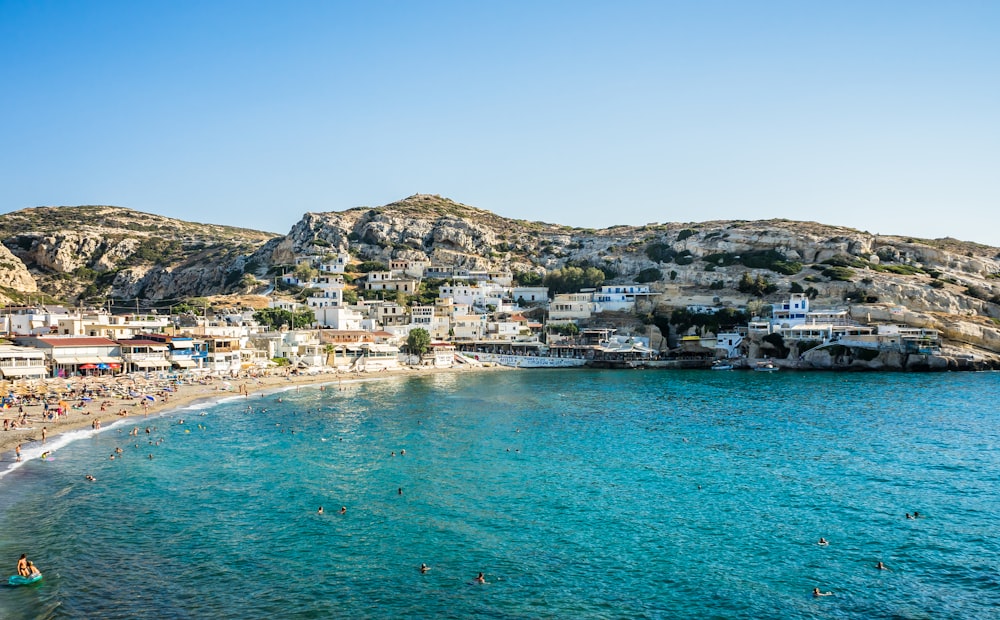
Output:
[
  {"left": 548, "top": 294, "right": 597, "bottom": 322},
  {"left": 511, "top": 286, "right": 549, "bottom": 305},
  {"left": 439, "top": 281, "right": 507, "bottom": 310},
  {"left": 593, "top": 284, "right": 652, "bottom": 312},
  {"left": 0, "top": 344, "right": 47, "bottom": 379}
]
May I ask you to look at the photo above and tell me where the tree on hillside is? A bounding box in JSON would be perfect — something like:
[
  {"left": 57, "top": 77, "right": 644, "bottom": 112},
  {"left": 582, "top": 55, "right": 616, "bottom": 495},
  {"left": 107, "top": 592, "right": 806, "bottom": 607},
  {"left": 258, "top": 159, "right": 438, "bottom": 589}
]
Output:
[
  {"left": 544, "top": 266, "right": 605, "bottom": 295},
  {"left": 254, "top": 308, "right": 315, "bottom": 330},
  {"left": 407, "top": 328, "right": 431, "bottom": 355},
  {"left": 294, "top": 261, "right": 317, "bottom": 281},
  {"left": 514, "top": 271, "right": 544, "bottom": 286}
]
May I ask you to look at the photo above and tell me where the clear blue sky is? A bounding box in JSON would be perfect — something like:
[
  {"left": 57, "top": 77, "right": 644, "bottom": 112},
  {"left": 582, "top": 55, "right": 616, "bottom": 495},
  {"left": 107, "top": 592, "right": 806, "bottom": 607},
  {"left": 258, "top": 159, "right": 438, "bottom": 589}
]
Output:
[{"left": 2, "top": 1, "right": 998, "bottom": 245}]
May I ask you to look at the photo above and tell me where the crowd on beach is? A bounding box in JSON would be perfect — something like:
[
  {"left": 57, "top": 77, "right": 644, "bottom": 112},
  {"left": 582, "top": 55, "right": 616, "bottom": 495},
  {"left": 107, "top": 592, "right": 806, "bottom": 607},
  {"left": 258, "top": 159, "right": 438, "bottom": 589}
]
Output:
[{"left": 2, "top": 364, "right": 507, "bottom": 464}]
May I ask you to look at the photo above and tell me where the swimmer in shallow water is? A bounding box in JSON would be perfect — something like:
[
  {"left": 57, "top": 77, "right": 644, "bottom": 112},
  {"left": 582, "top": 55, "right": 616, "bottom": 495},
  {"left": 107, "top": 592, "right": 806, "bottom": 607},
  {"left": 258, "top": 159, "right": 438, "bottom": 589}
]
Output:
[
  {"left": 420, "top": 563, "right": 429, "bottom": 573},
  {"left": 876, "top": 561, "right": 888, "bottom": 570},
  {"left": 812, "top": 588, "right": 832, "bottom": 597},
  {"left": 475, "top": 572, "right": 486, "bottom": 584},
  {"left": 317, "top": 506, "right": 324, "bottom": 515},
  {"left": 818, "top": 538, "right": 829, "bottom": 546}
]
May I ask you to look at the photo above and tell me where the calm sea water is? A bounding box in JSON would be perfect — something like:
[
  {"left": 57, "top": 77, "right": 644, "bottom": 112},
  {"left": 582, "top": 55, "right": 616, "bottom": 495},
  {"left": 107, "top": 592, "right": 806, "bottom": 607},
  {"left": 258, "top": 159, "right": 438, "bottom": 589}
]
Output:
[{"left": 1, "top": 370, "right": 998, "bottom": 619}]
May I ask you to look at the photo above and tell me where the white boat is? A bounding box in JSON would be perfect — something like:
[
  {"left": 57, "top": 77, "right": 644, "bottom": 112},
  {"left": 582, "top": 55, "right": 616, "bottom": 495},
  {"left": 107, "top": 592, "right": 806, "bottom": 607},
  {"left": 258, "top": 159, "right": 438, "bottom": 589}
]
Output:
[
  {"left": 710, "top": 360, "right": 734, "bottom": 371},
  {"left": 754, "top": 360, "right": 779, "bottom": 372}
]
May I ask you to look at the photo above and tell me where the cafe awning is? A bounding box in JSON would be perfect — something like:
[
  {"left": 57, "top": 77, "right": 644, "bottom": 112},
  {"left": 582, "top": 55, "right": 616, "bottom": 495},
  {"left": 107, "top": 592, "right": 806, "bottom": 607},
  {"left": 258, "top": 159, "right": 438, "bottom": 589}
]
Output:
[
  {"left": 135, "top": 359, "right": 171, "bottom": 368},
  {"left": 52, "top": 356, "right": 121, "bottom": 365},
  {"left": 172, "top": 360, "right": 196, "bottom": 368},
  {"left": 0, "top": 366, "right": 47, "bottom": 378}
]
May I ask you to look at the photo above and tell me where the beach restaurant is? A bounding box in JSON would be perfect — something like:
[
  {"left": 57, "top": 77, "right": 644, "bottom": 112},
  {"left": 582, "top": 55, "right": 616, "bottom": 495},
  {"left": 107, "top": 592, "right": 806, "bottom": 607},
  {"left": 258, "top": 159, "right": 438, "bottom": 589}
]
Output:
[
  {"left": 12, "top": 335, "right": 122, "bottom": 378},
  {"left": 0, "top": 344, "right": 48, "bottom": 380}
]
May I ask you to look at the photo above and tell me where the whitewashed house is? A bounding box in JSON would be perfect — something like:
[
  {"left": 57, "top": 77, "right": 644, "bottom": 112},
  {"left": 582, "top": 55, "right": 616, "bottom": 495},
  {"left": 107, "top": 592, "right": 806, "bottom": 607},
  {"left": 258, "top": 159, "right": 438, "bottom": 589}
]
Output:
[{"left": 0, "top": 345, "right": 47, "bottom": 379}]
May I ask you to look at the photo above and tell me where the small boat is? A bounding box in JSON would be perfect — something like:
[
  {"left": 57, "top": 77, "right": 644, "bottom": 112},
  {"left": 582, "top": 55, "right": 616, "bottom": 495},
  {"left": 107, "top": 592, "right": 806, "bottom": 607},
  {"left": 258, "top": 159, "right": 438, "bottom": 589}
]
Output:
[
  {"left": 8, "top": 573, "right": 42, "bottom": 586},
  {"left": 710, "top": 360, "right": 734, "bottom": 371},
  {"left": 754, "top": 361, "right": 779, "bottom": 372}
]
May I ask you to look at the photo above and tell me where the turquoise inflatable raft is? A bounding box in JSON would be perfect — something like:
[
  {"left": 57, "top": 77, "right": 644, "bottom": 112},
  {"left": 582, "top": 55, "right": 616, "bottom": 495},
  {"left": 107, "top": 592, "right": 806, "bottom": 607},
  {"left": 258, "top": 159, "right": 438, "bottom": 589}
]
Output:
[{"left": 8, "top": 573, "right": 42, "bottom": 586}]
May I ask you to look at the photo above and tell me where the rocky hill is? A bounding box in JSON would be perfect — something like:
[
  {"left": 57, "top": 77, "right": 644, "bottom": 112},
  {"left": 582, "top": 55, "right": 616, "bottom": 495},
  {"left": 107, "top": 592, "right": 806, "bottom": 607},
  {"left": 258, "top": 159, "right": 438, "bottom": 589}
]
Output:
[
  {"left": 0, "top": 206, "right": 278, "bottom": 305},
  {"left": 3, "top": 195, "right": 1000, "bottom": 354}
]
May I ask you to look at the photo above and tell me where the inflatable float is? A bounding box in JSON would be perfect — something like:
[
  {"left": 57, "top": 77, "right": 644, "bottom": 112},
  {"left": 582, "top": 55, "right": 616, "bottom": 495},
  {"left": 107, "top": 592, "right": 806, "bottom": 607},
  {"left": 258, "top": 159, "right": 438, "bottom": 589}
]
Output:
[{"left": 8, "top": 573, "right": 42, "bottom": 586}]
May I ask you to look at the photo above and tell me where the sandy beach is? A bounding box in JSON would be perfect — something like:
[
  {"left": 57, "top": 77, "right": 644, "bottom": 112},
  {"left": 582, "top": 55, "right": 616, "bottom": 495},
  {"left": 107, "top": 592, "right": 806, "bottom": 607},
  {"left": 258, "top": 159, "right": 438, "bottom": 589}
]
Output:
[{"left": 1, "top": 364, "right": 510, "bottom": 466}]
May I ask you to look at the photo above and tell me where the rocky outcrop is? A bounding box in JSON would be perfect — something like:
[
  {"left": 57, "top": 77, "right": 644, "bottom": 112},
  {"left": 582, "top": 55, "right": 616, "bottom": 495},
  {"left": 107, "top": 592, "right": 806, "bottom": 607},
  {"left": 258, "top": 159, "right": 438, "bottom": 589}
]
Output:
[
  {"left": 0, "top": 243, "right": 37, "bottom": 293},
  {"left": 0, "top": 205, "right": 278, "bottom": 303}
]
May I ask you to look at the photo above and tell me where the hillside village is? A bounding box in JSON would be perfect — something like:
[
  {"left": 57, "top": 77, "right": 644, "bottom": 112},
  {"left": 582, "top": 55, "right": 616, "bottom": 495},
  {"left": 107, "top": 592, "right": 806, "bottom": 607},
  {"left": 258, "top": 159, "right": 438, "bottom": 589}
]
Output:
[
  {"left": 1, "top": 242, "right": 997, "bottom": 380},
  {"left": 2, "top": 195, "right": 1000, "bottom": 376}
]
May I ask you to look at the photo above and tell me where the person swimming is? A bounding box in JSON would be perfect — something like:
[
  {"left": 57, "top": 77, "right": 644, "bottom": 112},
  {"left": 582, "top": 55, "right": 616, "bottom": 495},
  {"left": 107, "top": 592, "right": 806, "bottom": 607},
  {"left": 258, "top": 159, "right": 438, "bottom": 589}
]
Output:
[
  {"left": 420, "top": 563, "right": 429, "bottom": 573},
  {"left": 475, "top": 572, "right": 486, "bottom": 584},
  {"left": 818, "top": 538, "right": 829, "bottom": 546},
  {"left": 812, "top": 587, "right": 832, "bottom": 597},
  {"left": 318, "top": 506, "right": 324, "bottom": 515},
  {"left": 876, "top": 561, "right": 888, "bottom": 570}
]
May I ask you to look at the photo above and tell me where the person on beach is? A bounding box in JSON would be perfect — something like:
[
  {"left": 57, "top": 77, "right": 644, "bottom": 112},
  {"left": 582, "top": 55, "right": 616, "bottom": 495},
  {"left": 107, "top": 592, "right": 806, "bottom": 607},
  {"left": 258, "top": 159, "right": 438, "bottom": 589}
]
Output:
[
  {"left": 16, "top": 554, "right": 29, "bottom": 577},
  {"left": 41, "top": 427, "right": 47, "bottom": 444},
  {"left": 15, "top": 443, "right": 21, "bottom": 462},
  {"left": 812, "top": 588, "right": 832, "bottom": 597}
]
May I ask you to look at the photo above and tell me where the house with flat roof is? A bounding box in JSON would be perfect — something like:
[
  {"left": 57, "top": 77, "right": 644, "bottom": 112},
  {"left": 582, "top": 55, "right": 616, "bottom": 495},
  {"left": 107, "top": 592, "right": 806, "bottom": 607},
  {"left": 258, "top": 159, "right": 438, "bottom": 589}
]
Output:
[
  {"left": 12, "top": 335, "right": 122, "bottom": 377},
  {"left": 0, "top": 345, "right": 47, "bottom": 379}
]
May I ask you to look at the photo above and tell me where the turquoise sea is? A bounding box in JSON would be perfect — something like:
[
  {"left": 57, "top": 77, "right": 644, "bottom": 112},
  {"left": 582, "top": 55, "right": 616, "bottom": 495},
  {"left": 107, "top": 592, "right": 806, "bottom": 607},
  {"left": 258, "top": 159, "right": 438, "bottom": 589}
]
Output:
[{"left": 1, "top": 369, "right": 998, "bottom": 619}]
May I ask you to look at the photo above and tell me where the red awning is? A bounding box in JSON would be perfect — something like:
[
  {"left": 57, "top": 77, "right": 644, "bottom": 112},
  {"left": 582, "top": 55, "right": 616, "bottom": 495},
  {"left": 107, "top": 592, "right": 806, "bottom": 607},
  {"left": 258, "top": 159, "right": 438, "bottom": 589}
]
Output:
[{"left": 79, "top": 364, "right": 97, "bottom": 370}]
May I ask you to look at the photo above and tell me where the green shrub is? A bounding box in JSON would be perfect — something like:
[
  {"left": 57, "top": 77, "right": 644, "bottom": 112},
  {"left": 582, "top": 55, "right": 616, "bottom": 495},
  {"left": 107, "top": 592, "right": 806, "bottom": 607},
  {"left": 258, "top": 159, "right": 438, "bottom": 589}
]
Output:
[
  {"left": 514, "top": 271, "right": 543, "bottom": 286},
  {"left": 645, "top": 243, "right": 676, "bottom": 263},
  {"left": 823, "top": 255, "right": 867, "bottom": 269},
  {"left": 634, "top": 268, "right": 663, "bottom": 283},
  {"left": 738, "top": 272, "right": 777, "bottom": 296},
  {"left": 676, "top": 228, "right": 697, "bottom": 242},
  {"left": 709, "top": 280, "right": 725, "bottom": 290},
  {"left": 823, "top": 266, "right": 855, "bottom": 281},
  {"left": 674, "top": 250, "right": 694, "bottom": 265}
]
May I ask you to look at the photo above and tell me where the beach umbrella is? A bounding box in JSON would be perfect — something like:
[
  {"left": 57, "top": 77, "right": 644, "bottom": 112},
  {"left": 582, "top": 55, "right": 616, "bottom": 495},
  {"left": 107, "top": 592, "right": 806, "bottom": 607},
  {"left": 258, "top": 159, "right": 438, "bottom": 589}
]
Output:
[
  {"left": 80, "top": 364, "right": 97, "bottom": 370},
  {"left": 97, "top": 363, "right": 109, "bottom": 370},
  {"left": 143, "top": 395, "right": 155, "bottom": 401}
]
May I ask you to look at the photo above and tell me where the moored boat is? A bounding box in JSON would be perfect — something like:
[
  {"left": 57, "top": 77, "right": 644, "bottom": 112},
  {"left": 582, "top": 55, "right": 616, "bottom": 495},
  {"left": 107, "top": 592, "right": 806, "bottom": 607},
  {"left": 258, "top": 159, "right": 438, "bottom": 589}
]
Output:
[
  {"left": 710, "top": 360, "right": 734, "bottom": 371},
  {"left": 754, "top": 360, "right": 779, "bottom": 372}
]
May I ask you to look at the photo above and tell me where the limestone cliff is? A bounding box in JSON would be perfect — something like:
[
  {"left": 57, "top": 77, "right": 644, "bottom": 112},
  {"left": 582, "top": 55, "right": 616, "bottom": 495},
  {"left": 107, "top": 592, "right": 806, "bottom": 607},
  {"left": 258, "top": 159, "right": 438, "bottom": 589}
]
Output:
[{"left": 0, "top": 205, "right": 278, "bottom": 304}]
